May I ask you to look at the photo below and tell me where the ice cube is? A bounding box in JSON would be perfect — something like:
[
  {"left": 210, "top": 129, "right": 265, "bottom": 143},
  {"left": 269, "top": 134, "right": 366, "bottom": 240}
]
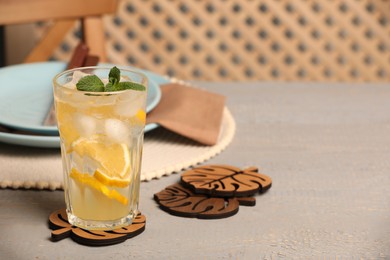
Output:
[
  {"left": 64, "top": 71, "right": 90, "bottom": 89},
  {"left": 74, "top": 113, "right": 97, "bottom": 137},
  {"left": 71, "top": 150, "right": 100, "bottom": 174},
  {"left": 104, "top": 118, "right": 130, "bottom": 143},
  {"left": 82, "top": 155, "right": 101, "bottom": 174},
  {"left": 114, "top": 91, "right": 146, "bottom": 117},
  {"left": 71, "top": 152, "right": 84, "bottom": 172}
]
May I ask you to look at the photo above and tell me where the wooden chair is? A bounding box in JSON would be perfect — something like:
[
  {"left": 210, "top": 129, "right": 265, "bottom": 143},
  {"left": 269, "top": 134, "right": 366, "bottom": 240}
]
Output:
[{"left": 0, "top": 0, "right": 118, "bottom": 63}]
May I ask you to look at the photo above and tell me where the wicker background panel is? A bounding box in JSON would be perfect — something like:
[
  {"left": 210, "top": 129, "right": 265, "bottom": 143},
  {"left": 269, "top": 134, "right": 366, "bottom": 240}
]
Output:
[{"left": 43, "top": 0, "right": 389, "bottom": 82}]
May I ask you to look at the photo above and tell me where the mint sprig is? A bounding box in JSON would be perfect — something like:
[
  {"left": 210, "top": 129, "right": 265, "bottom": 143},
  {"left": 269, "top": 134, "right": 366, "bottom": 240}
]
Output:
[
  {"left": 76, "top": 66, "right": 146, "bottom": 92},
  {"left": 76, "top": 75, "right": 104, "bottom": 92}
]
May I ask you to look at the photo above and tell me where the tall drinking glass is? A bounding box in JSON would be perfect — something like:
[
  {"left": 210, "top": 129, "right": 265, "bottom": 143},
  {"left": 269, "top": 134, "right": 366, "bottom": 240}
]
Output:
[{"left": 53, "top": 67, "right": 147, "bottom": 230}]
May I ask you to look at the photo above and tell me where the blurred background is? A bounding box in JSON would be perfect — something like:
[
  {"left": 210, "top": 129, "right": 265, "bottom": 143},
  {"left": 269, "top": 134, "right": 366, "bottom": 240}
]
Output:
[{"left": 1, "top": 0, "right": 389, "bottom": 82}]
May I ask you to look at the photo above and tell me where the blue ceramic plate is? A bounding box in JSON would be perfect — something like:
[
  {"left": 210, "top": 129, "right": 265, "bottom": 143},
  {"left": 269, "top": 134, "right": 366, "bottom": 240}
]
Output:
[
  {"left": 0, "top": 62, "right": 170, "bottom": 148},
  {"left": 0, "top": 62, "right": 162, "bottom": 134}
]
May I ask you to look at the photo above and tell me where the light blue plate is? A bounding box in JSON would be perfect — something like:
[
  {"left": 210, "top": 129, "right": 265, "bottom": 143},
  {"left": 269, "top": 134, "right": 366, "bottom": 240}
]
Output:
[
  {"left": 0, "top": 132, "right": 60, "bottom": 148},
  {"left": 0, "top": 62, "right": 170, "bottom": 148},
  {"left": 0, "top": 62, "right": 162, "bottom": 134}
]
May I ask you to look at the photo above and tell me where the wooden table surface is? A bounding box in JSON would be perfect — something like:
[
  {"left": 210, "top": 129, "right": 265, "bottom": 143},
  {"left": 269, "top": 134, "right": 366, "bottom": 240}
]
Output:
[{"left": 0, "top": 82, "right": 389, "bottom": 259}]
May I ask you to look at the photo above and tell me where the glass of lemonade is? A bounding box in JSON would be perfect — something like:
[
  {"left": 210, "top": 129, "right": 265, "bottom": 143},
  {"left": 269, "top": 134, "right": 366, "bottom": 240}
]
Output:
[{"left": 53, "top": 66, "right": 147, "bottom": 230}]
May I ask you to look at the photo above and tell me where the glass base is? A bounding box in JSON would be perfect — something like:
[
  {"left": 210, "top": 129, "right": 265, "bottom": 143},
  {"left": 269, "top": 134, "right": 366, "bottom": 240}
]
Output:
[{"left": 67, "top": 210, "right": 135, "bottom": 230}]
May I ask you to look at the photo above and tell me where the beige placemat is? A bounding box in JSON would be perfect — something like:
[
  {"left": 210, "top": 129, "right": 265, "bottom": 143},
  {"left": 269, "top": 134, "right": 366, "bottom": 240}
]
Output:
[{"left": 0, "top": 107, "right": 235, "bottom": 190}]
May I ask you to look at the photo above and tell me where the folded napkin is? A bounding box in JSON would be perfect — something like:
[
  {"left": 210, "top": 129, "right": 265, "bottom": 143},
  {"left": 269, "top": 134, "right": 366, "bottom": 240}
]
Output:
[{"left": 146, "top": 83, "right": 226, "bottom": 145}]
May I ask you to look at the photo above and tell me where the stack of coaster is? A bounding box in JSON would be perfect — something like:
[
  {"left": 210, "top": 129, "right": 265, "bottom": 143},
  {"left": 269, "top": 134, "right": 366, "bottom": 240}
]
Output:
[{"left": 154, "top": 165, "right": 272, "bottom": 219}]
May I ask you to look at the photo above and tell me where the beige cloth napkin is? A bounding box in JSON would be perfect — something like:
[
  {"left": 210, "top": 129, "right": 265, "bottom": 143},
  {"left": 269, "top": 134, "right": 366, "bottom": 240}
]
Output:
[{"left": 146, "top": 83, "right": 226, "bottom": 146}]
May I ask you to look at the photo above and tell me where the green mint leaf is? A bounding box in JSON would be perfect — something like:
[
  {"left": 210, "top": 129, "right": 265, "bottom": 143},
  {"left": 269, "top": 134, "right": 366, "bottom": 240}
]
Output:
[
  {"left": 76, "top": 75, "right": 104, "bottom": 92},
  {"left": 105, "top": 82, "right": 120, "bottom": 92},
  {"left": 108, "top": 66, "right": 120, "bottom": 85},
  {"left": 117, "top": 82, "right": 146, "bottom": 91},
  {"left": 105, "top": 82, "right": 114, "bottom": 92}
]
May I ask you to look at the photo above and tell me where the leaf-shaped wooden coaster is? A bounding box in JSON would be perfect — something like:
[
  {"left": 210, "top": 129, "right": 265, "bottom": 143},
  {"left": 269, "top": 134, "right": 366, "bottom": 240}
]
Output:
[
  {"left": 181, "top": 165, "right": 272, "bottom": 197},
  {"left": 49, "top": 209, "right": 146, "bottom": 246},
  {"left": 154, "top": 183, "right": 255, "bottom": 219}
]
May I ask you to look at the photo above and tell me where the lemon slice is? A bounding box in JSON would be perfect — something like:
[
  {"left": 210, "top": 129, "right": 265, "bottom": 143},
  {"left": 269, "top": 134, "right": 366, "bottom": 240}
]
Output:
[
  {"left": 72, "top": 138, "right": 131, "bottom": 187},
  {"left": 94, "top": 169, "right": 130, "bottom": 188},
  {"left": 70, "top": 168, "right": 128, "bottom": 205}
]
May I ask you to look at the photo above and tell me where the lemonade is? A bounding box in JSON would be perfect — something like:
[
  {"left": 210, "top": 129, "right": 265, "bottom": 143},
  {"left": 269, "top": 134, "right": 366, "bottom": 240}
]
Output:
[{"left": 53, "top": 67, "right": 147, "bottom": 230}]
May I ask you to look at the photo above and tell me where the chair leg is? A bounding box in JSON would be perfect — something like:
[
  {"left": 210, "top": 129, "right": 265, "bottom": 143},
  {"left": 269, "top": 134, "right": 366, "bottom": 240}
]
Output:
[{"left": 83, "top": 16, "right": 107, "bottom": 62}]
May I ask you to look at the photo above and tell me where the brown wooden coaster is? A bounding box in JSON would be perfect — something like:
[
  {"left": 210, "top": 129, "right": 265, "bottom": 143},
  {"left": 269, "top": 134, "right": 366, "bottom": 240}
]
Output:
[
  {"left": 154, "top": 183, "right": 255, "bottom": 219},
  {"left": 181, "top": 165, "right": 272, "bottom": 197},
  {"left": 49, "top": 209, "right": 146, "bottom": 246}
]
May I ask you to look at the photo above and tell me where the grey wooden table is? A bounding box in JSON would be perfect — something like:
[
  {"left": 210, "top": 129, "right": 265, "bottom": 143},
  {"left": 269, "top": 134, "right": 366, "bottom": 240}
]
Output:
[{"left": 0, "top": 82, "right": 389, "bottom": 259}]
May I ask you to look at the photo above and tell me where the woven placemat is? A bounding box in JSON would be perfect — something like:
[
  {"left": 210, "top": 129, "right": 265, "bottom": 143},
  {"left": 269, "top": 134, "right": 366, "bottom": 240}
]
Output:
[{"left": 0, "top": 107, "right": 235, "bottom": 190}]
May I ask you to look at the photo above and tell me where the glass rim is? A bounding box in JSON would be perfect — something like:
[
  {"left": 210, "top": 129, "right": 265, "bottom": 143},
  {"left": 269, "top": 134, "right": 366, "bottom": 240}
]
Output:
[{"left": 53, "top": 66, "right": 148, "bottom": 95}]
